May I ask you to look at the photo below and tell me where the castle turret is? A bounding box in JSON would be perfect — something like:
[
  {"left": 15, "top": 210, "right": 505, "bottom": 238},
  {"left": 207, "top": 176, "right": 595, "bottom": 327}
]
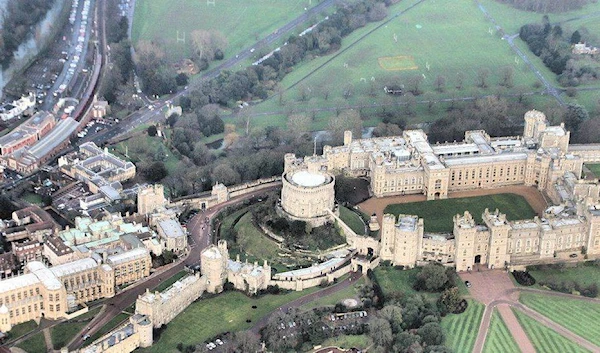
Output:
[
  {"left": 482, "top": 209, "right": 511, "bottom": 269},
  {"left": 344, "top": 130, "right": 352, "bottom": 146},
  {"left": 201, "top": 240, "right": 229, "bottom": 293},
  {"left": 379, "top": 214, "right": 397, "bottom": 261},
  {"left": 454, "top": 211, "right": 477, "bottom": 272},
  {"left": 132, "top": 315, "right": 153, "bottom": 348}
]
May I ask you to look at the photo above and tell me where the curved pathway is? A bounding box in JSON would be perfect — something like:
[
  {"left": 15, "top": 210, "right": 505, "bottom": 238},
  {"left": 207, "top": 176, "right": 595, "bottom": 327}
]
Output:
[{"left": 466, "top": 270, "right": 600, "bottom": 353}]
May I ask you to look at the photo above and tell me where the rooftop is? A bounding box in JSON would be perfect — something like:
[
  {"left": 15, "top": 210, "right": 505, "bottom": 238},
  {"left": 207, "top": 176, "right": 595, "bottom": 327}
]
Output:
[{"left": 290, "top": 170, "right": 328, "bottom": 187}]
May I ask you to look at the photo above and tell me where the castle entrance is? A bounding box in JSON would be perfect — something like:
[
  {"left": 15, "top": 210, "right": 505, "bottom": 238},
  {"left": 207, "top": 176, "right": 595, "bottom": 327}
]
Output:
[{"left": 474, "top": 255, "right": 481, "bottom": 264}]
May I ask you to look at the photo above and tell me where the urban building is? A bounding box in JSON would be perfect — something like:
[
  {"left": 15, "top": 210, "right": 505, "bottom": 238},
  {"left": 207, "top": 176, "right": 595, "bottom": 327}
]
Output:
[
  {"left": 0, "top": 112, "right": 55, "bottom": 156},
  {"left": 0, "top": 93, "right": 36, "bottom": 121}
]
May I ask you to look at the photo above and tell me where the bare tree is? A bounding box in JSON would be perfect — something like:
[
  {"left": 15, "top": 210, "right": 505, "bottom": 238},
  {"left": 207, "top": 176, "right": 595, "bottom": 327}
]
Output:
[
  {"left": 499, "top": 66, "right": 514, "bottom": 88},
  {"left": 476, "top": 68, "right": 491, "bottom": 88},
  {"left": 434, "top": 75, "right": 446, "bottom": 92}
]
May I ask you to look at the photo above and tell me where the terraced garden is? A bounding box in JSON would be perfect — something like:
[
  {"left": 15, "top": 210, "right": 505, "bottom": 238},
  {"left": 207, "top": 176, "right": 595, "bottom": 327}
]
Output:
[
  {"left": 441, "top": 300, "right": 484, "bottom": 353},
  {"left": 519, "top": 293, "right": 600, "bottom": 346},
  {"left": 482, "top": 309, "right": 520, "bottom": 353},
  {"left": 513, "top": 309, "right": 591, "bottom": 353}
]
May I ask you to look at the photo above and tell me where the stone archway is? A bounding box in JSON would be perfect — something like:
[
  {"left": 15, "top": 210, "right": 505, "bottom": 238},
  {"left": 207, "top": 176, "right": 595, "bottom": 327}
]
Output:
[{"left": 474, "top": 255, "right": 482, "bottom": 264}]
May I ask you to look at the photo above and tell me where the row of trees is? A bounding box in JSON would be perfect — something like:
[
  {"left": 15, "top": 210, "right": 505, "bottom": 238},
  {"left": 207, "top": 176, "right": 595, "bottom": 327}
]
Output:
[
  {"left": 0, "top": 0, "right": 56, "bottom": 68},
  {"left": 497, "top": 0, "right": 591, "bottom": 13}
]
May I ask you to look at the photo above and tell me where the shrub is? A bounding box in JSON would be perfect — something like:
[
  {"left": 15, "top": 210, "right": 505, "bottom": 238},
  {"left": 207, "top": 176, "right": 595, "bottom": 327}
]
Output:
[{"left": 512, "top": 271, "right": 536, "bottom": 286}]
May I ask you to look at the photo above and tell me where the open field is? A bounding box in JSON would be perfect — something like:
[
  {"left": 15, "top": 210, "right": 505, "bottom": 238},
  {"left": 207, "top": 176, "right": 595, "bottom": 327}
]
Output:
[
  {"left": 483, "top": 309, "right": 520, "bottom": 353},
  {"left": 585, "top": 164, "right": 600, "bottom": 178},
  {"left": 137, "top": 289, "right": 318, "bottom": 353},
  {"left": 248, "top": 0, "right": 542, "bottom": 128},
  {"left": 527, "top": 263, "right": 600, "bottom": 295},
  {"left": 321, "top": 334, "right": 373, "bottom": 350},
  {"left": 339, "top": 206, "right": 366, "bottom": 236},
  {"left": 16, "top": 332, "right": 47, "bottom": 353},
  {"left": 301, "top": 276, "right": 365, "bottom": 310},
  {"left": 513, "top": 308, "right": 590, "bottom": 353},
  {"left": 441, "top": 300, "right": 485, "bottom": 353},
  {"left": 519, "top": 292, "right": 600, "bottom": 346},
  {"left": 132, "top": 0, "right": 319, "bottom": 61},
  {"left": 383, "top": 193, "right": 536, "bottom": 233}
]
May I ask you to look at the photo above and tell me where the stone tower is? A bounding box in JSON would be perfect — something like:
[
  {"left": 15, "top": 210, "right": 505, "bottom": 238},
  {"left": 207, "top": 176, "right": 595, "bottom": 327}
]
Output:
[
  {"left": 380, "top": 214, "right": 398, "bottom": 261},
  {"left": 379, "top": 214, "right": 423, "bottom": 268},
  {"left": 137, "top": 184, "right": 166, "bottom": 215},
  {"left": 523, "top": 109, "right": 547, "bottom": 143},
  {"left": 454, "top": 211, "right": 477, "bottom": 272},
  {"left": 200, "top": 240, "right": 229, "bottom": 293},
  {"left": 132, "top": 315, "right": 153, "bottom": 348},
  {"left": 211, "top": 183, "right": 229, "bottom": 204},
  {"left": 344, "top": 130, "right": 353, "bottom": 146},
  {"left": 482, "top": 209, "right": 511, "bottom": 269}
]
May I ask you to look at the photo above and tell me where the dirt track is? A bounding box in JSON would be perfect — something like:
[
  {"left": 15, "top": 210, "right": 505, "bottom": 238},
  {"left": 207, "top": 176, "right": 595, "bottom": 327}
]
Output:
[{"left": 357, "top": 185, "right": 549, "bottom": 223}]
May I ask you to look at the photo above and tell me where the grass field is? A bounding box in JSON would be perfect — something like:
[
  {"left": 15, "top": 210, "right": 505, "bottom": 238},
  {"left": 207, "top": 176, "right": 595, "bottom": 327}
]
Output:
[
  {"left": 16, "top": 332, "right": 47, "bottom": 353},
  {"left": 138, "top": 289, "right": 318, "bottom": 353},
  {"left": 519, "top": 292, "right": 600, "bottom": 346},
  {"left": 248, "top": 0, "right": 542, "bottom": 127},
  {"left": 585, "top": 164, "right": 600, "bottom": 178},
  {"left": 441, "top": 300, "right": 485, "bottom": 353},
  {"left": 154, "top": 270, "right": 188, "bottom": 292},
  {"left": 339, "top": 206, "right": 366, "bottom": 235},
  {"left": 514, "top": 308, "right": 590, "bottom": 353},
  {"left": 111, "top": 132, "right": 180, "bottom": 175},
  {"left": 383, "top": 193, "right": 536, "bottom": 233},
  {"left": 51, "top": 321, "right": 89, "bottom": 349},
  {"left": 482, "top": 309, "right": 520, "bottom": 353},
  {"left": 378, "top": 56, "right": 418, "bottom": 71},
  {"left": 527, "top": 263, "right": 600, "bottom": 295},
  {"left": 132, "top": 0, "right": 320, "bottom": 61},
  {"left": 301, "top": 276, "right": 365, "bottom": 310},
  {"left": 321, "top": 334, "right": 373, "bottom": 350}
]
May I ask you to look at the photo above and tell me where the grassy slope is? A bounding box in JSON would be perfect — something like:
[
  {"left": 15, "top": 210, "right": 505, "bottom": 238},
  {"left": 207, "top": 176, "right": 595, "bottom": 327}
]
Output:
[
  {"left": 15, "top": 332, "right": 47, "bottom": 353},
  {"left": 384, "top": 194, "right": 536, "bottom": 233},
  {"left": 513, "top": 309, "right": 590, "bottom": 353},
  {"left": 528, "top": 264, "right": 600, "bottom": 295},
  {"left": 7, "top": 320, "right": 38, "bottom": 340},
  {"left": 132, "top": 0, "right": 317, "bottom": 61},
  {"left": 519, "top": 292, "right": 600, "bottom": 346},
  {"left": 585, "top": 164, "right": 600, "bottom": 178},
  {"left": 234, "top": 212, "right": 280, "bottom": 261},
  {"left": 51, "top": 321, "right": 89, "bottom": 350},
  {"left": 321, "top": 334, "right": 373, "bottom": 350},
  {"left": 88, "top": 312, "right": 131, "bottom": 342},
  {"left": 339, "top": 206, "right": 366, "bottom": 235},
  {"left": 483, "top": 309, "right": 520, "bottom": 353},
  {"left": 154, "top": 270, "right": 189, "bottom": 292},
  {"left": 441, "top": 300, "right": 485, "bottom": 353},
  {"left": 138, "top": 289, "right": 318, "bottom": 353}
]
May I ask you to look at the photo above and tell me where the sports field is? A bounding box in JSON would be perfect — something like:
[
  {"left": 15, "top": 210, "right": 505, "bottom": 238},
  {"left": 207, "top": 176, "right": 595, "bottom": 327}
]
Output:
[
  {"left": 482, "top": 309, "right": 520, "bottom": 353},
  {"left": 132, "top": 0, "right": 318, "bottom": 60},
  {"left": 519, "top": 293, "right": 600, "bottom": 346},
  {"left": 383, "top": 193, "right": 536, "bottom": 233},
  {"left": 441, "top": 300, "right": 484, "bottom": 353},
  {"left": 513, "top": 309, "right": 591, "bottom": 353}
]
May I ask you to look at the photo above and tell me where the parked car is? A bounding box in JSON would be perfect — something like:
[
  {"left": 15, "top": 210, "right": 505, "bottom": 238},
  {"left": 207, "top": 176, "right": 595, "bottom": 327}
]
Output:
[{"left": 465, "top": 281, "right": 472, "bottom": 288}]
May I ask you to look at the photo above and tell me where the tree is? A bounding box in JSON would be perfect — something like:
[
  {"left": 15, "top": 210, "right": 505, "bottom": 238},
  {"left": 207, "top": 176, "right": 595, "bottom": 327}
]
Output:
[
  {"left": 499, "top": 66, "right": 514, "bottom": 88},
  {"left": 407, "top": 75, "right": 424, "bottom": 95},
  {"left": 175, "top": 73, "right": 189, "bottom": 86},
  {"left": 328, "top": 109, "right": 363, "bottom": 145},
  {"left": 286, "top": 113, "right": 311, "bottom": 144},
  {"left": 437, "top": 287, "right": 462, "bottom": 315},
  {"left": 369, "top": 317, "right": 393, "bottom": 349},
  {"left": 228, "top": 331, "right": 260, "bottom": 353},
  {"left": 379, "top": 305, "right": 403, "bottom": 333},
  {"left": 570, "top": 30, "right": 581, "bottom": 44},
  {"left": 147, "top": 125, "right": 158, "bottom": 136},
  {"left": 417, "top": 322, "right": 445, "bottom": 346},
  {"left": 415, "top": 263, "right": 448, "bottom": 292},
  {"left": 563, "top": 103, "right": 589, "bottom": 132},
  {"left": 393, "top": 332, "right": 421, "bottom": 353},
  {"left": 434, "top": 75, "right": 446, "bottom": 93},
  {"left": 476, "top": 68, "right": 491, "bottom": 88},
  {"left": 210, "top": 163, "right": 241, "bottom": 186},
  {"left": 455, "top": 72, "right": 465, "bottom": 90},
  {"left": 144, "top": 161, "right": 169, "bottom": 182}
]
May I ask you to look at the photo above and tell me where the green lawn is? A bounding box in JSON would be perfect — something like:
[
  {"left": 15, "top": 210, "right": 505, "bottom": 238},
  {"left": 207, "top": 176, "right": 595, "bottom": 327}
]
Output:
[
  {"left": 51, "top": 321, "right": 89, "bottom": 350},
  {"left": 7, "top": 320, "right": 38, "bottom": 339},
  {"left": 483, "top": 309, "right": 520, "bottom": 353},
  {"left": 372, "top": 267, "right": 427, "bottom": 298},
  {"left": 519, "top": 292, "right": 600, "bottom": 346},
  {"left": 384, "top": 193, "right": 536, "bottom": 233},
  {"left": 154, "top": 270, "right": 189, "bottom": 292},
  {"left": 441, "top": 300, "right": 485, "bottom": 353},
  {"left": 132, "top": 0, "right": 320, "bottom": 61},
  {"left": 513, "top": 308, "right": 590, "bottom": 353},
  {"left": 15, "top": 332, "right": 47, "bottom": 353},
  {"left": 527, "top": 263, "right": 600, "bottom": 296},
  {"left": 234, "top": 212, "right": 281, "bottom": 262},
  {"left": 301, "top": 277, "right": 366, "bottom": 310},
  {"left": 111, "top": 133, "right": 180, "bottom": 175},
  {"left": 321, "top": 334, "right": 373, "bottom": 350},
  {"left": 22, "top": 192, "right": 42, "bottom": 205},
  {"left": 339, "top": 206, "right": 366, "bottom": 235},
  {"left": 137, "top": 289, "right": 318, "bottom": 353},
  {"left": 585, "top": 164, "right": 600, "bottom": 178}
]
